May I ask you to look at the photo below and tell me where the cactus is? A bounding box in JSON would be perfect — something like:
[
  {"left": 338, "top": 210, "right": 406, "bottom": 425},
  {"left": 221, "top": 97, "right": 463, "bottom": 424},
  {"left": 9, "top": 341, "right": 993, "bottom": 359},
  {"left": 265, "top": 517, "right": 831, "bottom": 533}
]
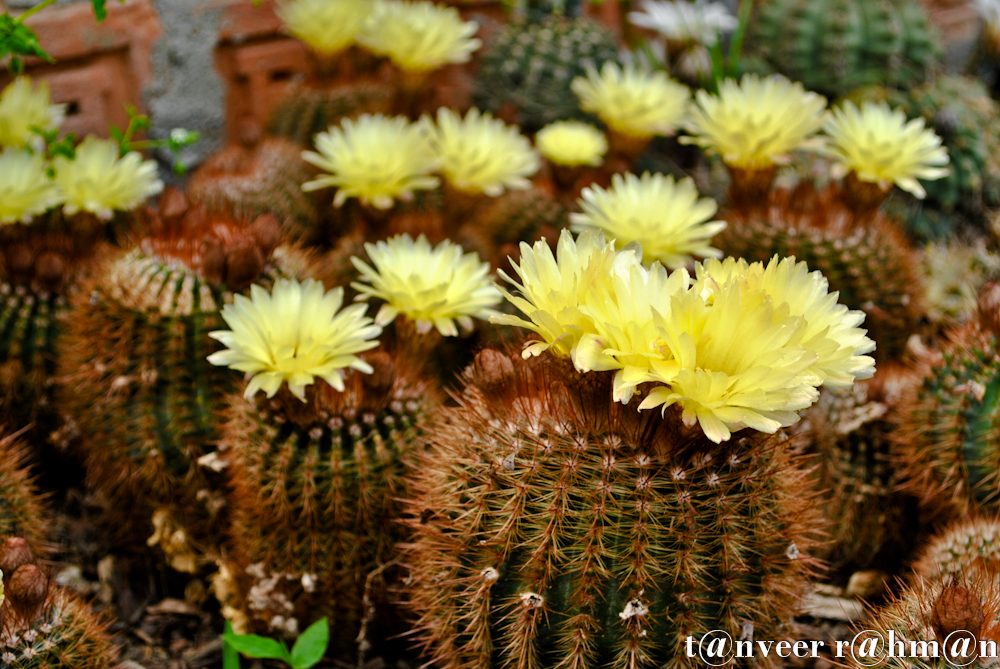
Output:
[
  {"left": 894, "top": 322, "right": 1000, "bottom": 519},
  {"left": 0, "top": 433, "right": 48, "bottom": 546},
  {"left": 187, "top": 138, "right": 322, "bottom": 244},
  {"left": 267, "top": 81, "right": 395, "bottom": 147},
  {"left": 0, "top": 213, "right": 107, "bottom": 436},
  {"left": 473, "top": 16, "right": 619, "bottom": 133},
  {"left": 746, "top": 0, "right": 940, "bottom": 98},
  {"left": 403, "top": 349, "right": 820, "bottom": 669},
  {"left": 803, "top": 363, "right": 924, "bottom": 573},
  {"left": 58, "top": 190, "right": 305, "bottom": 568},
  {"left": 877, "top": 76, "right": 1000, "bottom": 241},
  {"left": 911, "top": 517, "right": 1000, "bottom": 582},
  {"left": 223, "top": 351, "right": 439, "bottom": 657},
  {"left": 717, "top": 183, "right": 924, "bottom": 362},
  {"left": 0, "top": 538, "right": 117, "bottom": 669}
]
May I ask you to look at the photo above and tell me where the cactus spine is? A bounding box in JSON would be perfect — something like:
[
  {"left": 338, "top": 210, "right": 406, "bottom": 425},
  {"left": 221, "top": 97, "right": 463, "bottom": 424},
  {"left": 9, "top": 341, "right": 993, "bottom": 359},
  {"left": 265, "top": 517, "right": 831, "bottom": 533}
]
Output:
[
  {"left": 912, "top": 517, "right": 1000, "bottom": 582},
  {"left": 0, "top": 433, "right": 48, "bottom": 546},
  {"left": 223, "top": 351, "right": 438, "bottom": 656},
  {"left": 403, "top": 350, "right": 819, "bottom": 669},
  {"left": 473, "top": 16, "right": 619, "bottom": 133},
  {"left": 747, "top": 0, "right": 940, "bottom": 98}
]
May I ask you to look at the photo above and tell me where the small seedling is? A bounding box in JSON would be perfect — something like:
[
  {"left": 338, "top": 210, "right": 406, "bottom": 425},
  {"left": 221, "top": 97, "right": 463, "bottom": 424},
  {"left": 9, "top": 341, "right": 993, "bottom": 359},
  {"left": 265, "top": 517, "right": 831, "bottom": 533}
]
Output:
[{"left": 222, "top": 618, "right": 329, "bottom": 669}]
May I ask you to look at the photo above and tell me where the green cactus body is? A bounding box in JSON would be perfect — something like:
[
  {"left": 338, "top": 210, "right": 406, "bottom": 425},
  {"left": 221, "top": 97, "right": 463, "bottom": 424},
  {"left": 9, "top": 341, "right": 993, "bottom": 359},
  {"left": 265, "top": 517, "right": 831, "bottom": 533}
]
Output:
[
  {"left": 719, "top": 186, "right": 924, "bottom": 362},
  {"left": 224, "top": 353, "right": 438, "bottom": 656},
  {"left": 0, "top": 592, "right": 116, "bottom": 669},
  {"left": 896, "top": 325, "right": 1000, "bottom": 517},
  {"left": 187, "top": 139, "right": 321, "bottom": 244},
  {"left": 747, "top": 0, "right": 940, "bottom": 98},
  {"left": 804, "top": 365, "right": 922, "bottom": 573},
  {"left": 404, "top": 350, "right": 819, "bottom": 669},
  {"left": 474, "top": 17, "right": 619, "bottom": 133},
  {"left": 877, "top": 76, "right": 1000, "bottom": 241},
  {"left": 267, "top": 82, "right": 395, "bottom": 147}
]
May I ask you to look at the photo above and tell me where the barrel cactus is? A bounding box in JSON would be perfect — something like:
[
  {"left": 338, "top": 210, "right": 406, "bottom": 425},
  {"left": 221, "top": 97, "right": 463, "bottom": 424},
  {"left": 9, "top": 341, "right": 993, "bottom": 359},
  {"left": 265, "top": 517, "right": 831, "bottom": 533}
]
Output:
[
  {"left": 473, "top": 16, "right": 619, "bottom": 133},
  {"left": 59, "top": 189, "right": 305, "bottom": 569},
  {"left": 267, "top": 81, "right": 395, "bottom": 147},
  {"left": 0, "top": 433, "right": 48, "bottom": 545},
  {"left": 912, "top": 517, "right": 1000, "bottom": 582},
  {"left": 746, "top": 0, "right": 940, "bottom": 98}
]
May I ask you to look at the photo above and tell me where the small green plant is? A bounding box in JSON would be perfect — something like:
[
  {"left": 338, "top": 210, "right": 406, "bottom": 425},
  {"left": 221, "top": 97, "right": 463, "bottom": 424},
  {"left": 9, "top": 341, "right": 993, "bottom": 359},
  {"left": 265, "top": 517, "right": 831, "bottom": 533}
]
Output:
[
  {"left": 110, "top": 104, "right": 201, "bottom": 175},
  {"left": 222, "top": 618, "right": 329, "bottom": 669},
  {"left": 0, "top": 0, "right": 124, "bottom": 74}
]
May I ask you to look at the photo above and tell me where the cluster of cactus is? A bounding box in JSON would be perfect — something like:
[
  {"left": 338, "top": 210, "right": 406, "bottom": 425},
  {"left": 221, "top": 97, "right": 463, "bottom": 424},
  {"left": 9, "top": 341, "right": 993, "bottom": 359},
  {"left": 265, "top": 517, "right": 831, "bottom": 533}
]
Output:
[
  {"left": 403, "top": 349, "right": 819, "bottom": 669},
  {"left": 717, "top": 183, "right": 925, "bottom": 362},
  {"left": 0, "top": 537, "right": 117, "bottom": 669},
  {"left": 745, "top": 0, "right": 940, "bottom": 98},
  {"left": 874, "top": 76, "right": 1000, "bottom": 241},
  {"left": 894, "top": 308, "right": 1000, "bottom": 519},
  {"left": 473, "top": 15, "right": 618, "bottom": 132},
  {"left": 802, "top": 364, "right": 924, "bottom": 573},
  {"left": 58, "top": 190, "right": 302, "bottom": 566},
  {"left": 267, "top": 81, "right": 395, "bottom": 147},
  {"left": 222, "top": 351, "right": 439, "bottom": 656},
  {"left": 187, "top": 138, "right": 322, "bottom": 244}
]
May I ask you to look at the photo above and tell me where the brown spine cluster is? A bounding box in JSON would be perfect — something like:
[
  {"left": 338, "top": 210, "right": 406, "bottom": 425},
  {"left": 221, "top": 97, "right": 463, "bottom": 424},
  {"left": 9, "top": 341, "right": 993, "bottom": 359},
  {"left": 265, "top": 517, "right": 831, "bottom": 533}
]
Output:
[{"left": 0, "top": 213, "right": 104, "bottom": 292}]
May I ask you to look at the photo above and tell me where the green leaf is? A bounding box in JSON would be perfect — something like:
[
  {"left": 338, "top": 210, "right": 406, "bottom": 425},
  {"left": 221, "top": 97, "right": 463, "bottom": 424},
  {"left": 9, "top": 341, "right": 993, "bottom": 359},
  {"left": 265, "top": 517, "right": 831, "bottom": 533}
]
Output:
[
  {"left": 222, "top": 621, "right": 241, "bottom": 669},
  {"left": 0, "top": 14, "right": 52, "bottom": 62},
  {"left": 91, "top": 0, "right": 107, "bottom": 21},
  {"left": 222, "top": 630, "right": 292, "bottom": 663},
  {"left": 290, "top": 618, "right": 329, "bottom": 669}
]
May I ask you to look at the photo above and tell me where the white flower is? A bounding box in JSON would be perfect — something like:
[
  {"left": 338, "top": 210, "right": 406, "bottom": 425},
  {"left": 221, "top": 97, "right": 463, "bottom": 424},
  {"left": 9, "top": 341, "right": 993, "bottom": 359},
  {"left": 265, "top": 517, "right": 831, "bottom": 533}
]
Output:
[{"left": 628, "top": 0, "right": 738, "bottom": 46}]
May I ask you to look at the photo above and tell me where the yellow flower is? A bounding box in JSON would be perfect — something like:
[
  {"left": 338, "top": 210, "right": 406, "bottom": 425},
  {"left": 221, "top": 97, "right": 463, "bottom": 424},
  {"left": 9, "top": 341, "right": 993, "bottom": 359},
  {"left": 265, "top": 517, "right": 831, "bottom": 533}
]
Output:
[
  {"left": 207, "top": 278, "right": 382, "bottom": 401},
  {"left": 351, "top": 234, "right": 502, "bottom": 336},
  {"left": 681, "top": 74, "right": 828, "bottom": 169},
  {"left": 0, "top": 147, "right": 62, "bottom": 224},
  {"left": 570, "top": 172, "right": 726, "bottom": 269},
  {"left": 424, "top": 107, "right": 539, "bottom": 196},
  {"left": 574, "top": 259, "right": 691, "bottom": 403},
  {"left": 492, "top": 229, "right": 627, "bottom": 359},
  {"left": 695, "top": 256, "right": 877, "bottom": 389},
  {"left": 535, "top": 121, "right": 608, "bottom": 167},
  {"left": 276, "top": 0, "right": 372, "bottom": 55},
  {"left": 823, "top": 101, "right": 950, "bottom": 199},
  {"left": 0, "top": 77, "right": 65, "bottom": 149},
  {"left": 356, "top": 0, "right": 481, "bottom": 73},
  {"left": 302, "top": 114, "right": 440, "bottom": 210},
  {"left": 639, "top": 281, "right": 820, "bottom": 443},
  {"left": 571, "top": 62, "right": 690, "bottom": 138},
  {"left": 53, "top": 137, "right": 164, "bottom": 220}
]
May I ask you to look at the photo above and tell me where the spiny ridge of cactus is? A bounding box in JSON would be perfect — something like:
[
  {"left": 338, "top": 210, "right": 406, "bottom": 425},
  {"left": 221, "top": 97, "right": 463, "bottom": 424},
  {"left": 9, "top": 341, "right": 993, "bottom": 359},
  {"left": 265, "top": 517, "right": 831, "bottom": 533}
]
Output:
[
  {"left": 912, "top": 517, "right": 1000, "bottom": 582},
  {"left": 187, "top": 138, "right": 321, "bottom": 244},
  {"left": 877, "top": 75, "right": 1000, "bottom": 241},
  {"left": 747, "top": 0, "right": 940, "bottom": 98},
  {"left": 267, "top": 81, "right": 395, "bottom": 147},
  {"left": 223, "top": 350, "right": 439, "bottom": 657},
  {"left": 403, "top": 348, "right": 820, "bottom": 669},
  {"left": 0, "top": 537, "right": 117, "bottom": 669},
  {"left": 0, "top": 433, "right": 48, "bottom": 546},
  {"left": 718, "top": 182, "right": 924, "bottom": 362},
  {"left": 803, "top": 363, "right": 924, "bottom": 573},
  {"left": 894, "top": 306, "right": 1000, "bottom": 519},
  {"left": 59, "top": 189, "right": 305, "bottom": 567},
  {"left": 473, "top": 16, "right": 619, "bottom": 133}
]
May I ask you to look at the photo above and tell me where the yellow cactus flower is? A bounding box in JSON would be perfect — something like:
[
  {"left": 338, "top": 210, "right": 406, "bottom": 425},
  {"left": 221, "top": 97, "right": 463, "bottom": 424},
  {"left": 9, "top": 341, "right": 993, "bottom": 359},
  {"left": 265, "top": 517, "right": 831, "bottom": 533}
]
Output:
[
  {"left": 681, "top": 74, "right": 828, "bottom": 169},
  {"left": 207, "top": 278, "right": 382, "bottom": 401},
  {"left": 574, "top": 259, "right": 691, "bottom": 403},
  {"left": 53, "top": 137, "right": 164, "bottom": 220},
  {"left": 0, "top": 147, "right": 62, "bottom": 224},
  {"left": 351, "top": 234, "right": 502, "bottom": 336},
  {"left": 639, "top": 281, "right": 821, "bottom": 443},
  {"left": 276, "top": 0, "right": 373, "bottom": 56},
  {"left": 302, "top": 114, "right": 440, "bottom": 210},
  {"left": 571, "top": 62, "right": 690, "bottom": 138},
  {"left": 535, "top": 121, "right": 608, "bottom": 167},
  {"left": 823, "top": 100, "right": 950, "bottom": 199},
  {"left": 356, "top": 0, "right": 481, "bottom": 73},
  {"left": 570, "top": 172, "right": 726, "bottom": 269},
  {"left": 0, "top": 77, "right": 65, "bottom": 149},
  {"left": 695, "top": 256, "right": 877, "bottom": 389},
  {"left": 492, "top": 229, "right": 631, "bottom": 359},
  {"left": 424, "top": 107, "right": 539, "bottom": 196}
]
